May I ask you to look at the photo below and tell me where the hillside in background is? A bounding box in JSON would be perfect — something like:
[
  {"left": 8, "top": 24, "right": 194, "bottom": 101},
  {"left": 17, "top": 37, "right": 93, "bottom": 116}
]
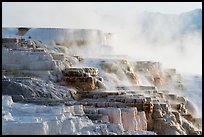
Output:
[{"left": 138, "top": 9, "right": 202, "bottom": 44}]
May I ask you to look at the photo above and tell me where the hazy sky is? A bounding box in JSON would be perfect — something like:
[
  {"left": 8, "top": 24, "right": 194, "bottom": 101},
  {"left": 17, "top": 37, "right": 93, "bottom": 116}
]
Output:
[
  {"left": 2, "top": 2, "right": 202, "bottom": 27},
  {"left": 95, "top": 2, "right": 202, "bottom": 14}
]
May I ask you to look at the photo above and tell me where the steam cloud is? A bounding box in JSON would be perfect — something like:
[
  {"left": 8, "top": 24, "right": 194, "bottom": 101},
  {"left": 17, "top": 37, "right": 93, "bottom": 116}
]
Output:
[{"left": 3, "top": 2, "right": 201, "bottom": 74}]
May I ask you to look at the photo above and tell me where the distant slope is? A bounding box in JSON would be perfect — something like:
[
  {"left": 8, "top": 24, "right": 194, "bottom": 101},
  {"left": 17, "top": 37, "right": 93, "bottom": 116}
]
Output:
[
  {"left": 179, "top": 9, "right": 202, "bottom": 33},
  {"left": 138, "top": 9, "right": 202, "bottom": 43}
]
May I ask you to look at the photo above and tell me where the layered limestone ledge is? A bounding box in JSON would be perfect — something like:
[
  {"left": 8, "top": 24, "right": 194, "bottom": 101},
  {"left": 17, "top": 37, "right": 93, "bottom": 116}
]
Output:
[
  {"left": 61, "top": 67, "right": 105, "bottom": 91},
  {"left": 84, "top": 106, "right": 147, "bottom": 132},
  {"left": 2, "top": 27, "right": 110, "bottom": 46},
  {"left": 4, "top": 95, "right": 148, "bottom": 135},
  {"left": 2, "top": 49, "right": 56, "bottom": 71},
  {"left": 2, "top": 48, "right": 66, "bottom": 81}
]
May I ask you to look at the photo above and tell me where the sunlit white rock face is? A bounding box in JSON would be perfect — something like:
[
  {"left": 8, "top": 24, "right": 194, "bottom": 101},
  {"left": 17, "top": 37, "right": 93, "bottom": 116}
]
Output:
[
  {"left": 2, "top": 96, "right": 13, "bottom": 108},
  {"left": 2, "top": 95, "right": 156, "bottom": 135},
  {"left": 2, "top": 49, "right": 55, "bottom": 71},
  {"left": 121, "top": 107, "right": 137, "bottom": 131},
  {"left": 2, "top": 95, "right": 92, "bottom": 135}
]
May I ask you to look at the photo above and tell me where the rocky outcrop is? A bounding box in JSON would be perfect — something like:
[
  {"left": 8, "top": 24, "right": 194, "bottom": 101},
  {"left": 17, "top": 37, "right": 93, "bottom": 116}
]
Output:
[
  {"left": 2, "top": 77, "right": 75, "bottom": 102},
  {"left": 62, "top": 67, "right": 105, "bottom": 91},
  {"left": 2, "top": 79, "right": 37, "bottom": 98},
  {"left": 133, "top": 61, "right": 182, "bottom": 90}
]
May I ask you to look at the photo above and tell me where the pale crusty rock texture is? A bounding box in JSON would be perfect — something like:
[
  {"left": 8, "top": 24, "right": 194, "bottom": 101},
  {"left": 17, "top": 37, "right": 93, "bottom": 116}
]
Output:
[{"left": 2, "top": 28, "right": 202, "bottom": 135}]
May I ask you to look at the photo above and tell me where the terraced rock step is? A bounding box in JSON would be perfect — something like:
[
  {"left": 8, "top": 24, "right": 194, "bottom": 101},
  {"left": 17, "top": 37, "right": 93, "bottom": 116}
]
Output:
[{"left": 116, "top": 85, "right": 156, "bottom": 91}]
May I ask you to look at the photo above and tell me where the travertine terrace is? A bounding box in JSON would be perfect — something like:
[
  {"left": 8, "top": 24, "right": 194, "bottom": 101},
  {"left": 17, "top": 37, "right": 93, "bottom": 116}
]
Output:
[{"left": 2, "top": 27, "right": 202, "bottom": 135}]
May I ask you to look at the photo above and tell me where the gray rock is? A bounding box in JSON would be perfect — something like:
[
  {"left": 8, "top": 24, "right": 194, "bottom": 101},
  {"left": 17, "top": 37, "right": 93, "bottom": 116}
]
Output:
[
  {"left": 2, "top": 78, "right": 75, "bottom": 103},
  {"left": 106, "top": 123, "right": 124, "bottom": 135},
  {"left": 11, "top": 95, "right": 25, "bottom": 102},
  {"left": 2, "top": 80, "right": 36, "bottom": 98},
  {"left": 172, "top": 111, "right": 182, "bottom": 125}
]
